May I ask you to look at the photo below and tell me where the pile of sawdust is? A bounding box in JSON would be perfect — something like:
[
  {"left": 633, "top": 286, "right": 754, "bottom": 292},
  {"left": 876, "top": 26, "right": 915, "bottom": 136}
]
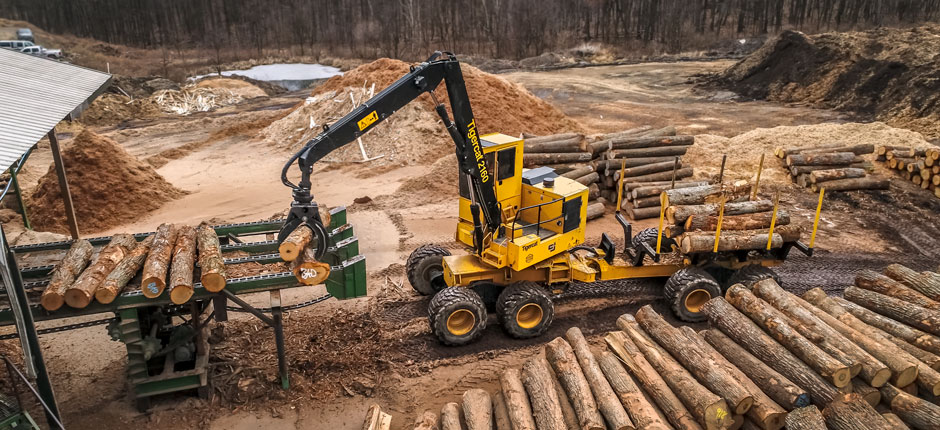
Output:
[
  {"left": 195, "top": 78, "right": 267, "bottom": 99},
  {"left": 689, "top": 122, "right": 930, "bottom": 186},
  {"left": 396, "top": 154, "right": 459, "bottom": 202},
  {"left": 27, "top": 130, "right": 185, "bottom": 234},
  {"left": 78, "top": 93, "right": 163, "bottom": 126},
  {"left": 715, "top": 26, "right": 940, "bottom": 139}
]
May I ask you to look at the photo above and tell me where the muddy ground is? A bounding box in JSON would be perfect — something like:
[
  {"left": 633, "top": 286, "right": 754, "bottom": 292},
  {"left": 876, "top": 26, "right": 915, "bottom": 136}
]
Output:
[{"left": 3, "top": 60, "right": 939, "bottom": 430}]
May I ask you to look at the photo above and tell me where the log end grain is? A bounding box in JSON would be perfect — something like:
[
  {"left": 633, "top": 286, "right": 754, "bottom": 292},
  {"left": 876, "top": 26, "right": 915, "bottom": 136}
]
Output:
[
  {"left": 40, "top": 294, "right": 65, "bottom": 312},
  {"left": 201, "top": 273, "right": 227, "bottom": 292},
  {"left": 141, "top": 277, "right": 166, "bottom": 298},
  {"left": 63, "top": 288, "right": 92, "bottom": 309},
  {"left": 170, "top": 284, "right": 194, "bottom": 304}
]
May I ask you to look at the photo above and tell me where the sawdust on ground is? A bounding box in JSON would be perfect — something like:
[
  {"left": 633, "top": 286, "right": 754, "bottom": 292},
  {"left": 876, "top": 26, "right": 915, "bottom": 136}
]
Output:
[
  {"left": 27, "top": 130, "right": 186, "bottom": 234},
  {"left": 196, "top": 78, "right": 267, "bottom": 99}
]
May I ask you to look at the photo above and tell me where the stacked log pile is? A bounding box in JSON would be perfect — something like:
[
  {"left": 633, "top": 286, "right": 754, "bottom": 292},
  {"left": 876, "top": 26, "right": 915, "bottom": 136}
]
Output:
[
  {"left": 39, "top": 222, "right": 228, "bottom": 310},
  {"left": 394, "top": 263, "right": 940, "bottom": 430},
  {"left": 876, "top": 145, "right": 940, "bottom": 199},
  {"left": 774, "top": 144, "right": 889, "bottom": 192},
  {"left": 524, "top": 126, "right": 698, "bottom": 221}
]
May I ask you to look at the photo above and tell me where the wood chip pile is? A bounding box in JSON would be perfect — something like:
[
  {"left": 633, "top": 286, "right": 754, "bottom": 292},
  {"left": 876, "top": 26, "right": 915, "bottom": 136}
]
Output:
[
  {"left": 378, "top": 263, "right": 940, "bottom": 430},
  {"left": 773, "top": 144, "right": 886, "bottom": 192},
  {"left": 878, "top": 145, "right": 940, "bottom": 199}
]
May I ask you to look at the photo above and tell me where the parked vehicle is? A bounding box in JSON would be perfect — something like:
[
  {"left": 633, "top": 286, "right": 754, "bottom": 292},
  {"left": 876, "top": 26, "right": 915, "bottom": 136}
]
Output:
[
  {"left": 20, "top": 45, "right": 62, "bottom": 59},
  {"left": 16, "top": 28, "right": 34, "bottom": 42},
  {"left": 0, "top": 40, "right": 34, "bottom": 50}
]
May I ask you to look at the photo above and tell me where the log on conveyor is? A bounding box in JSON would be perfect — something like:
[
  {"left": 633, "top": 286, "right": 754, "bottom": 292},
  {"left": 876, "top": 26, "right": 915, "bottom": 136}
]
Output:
[
  {"left": 500, "top": 368, "right": 537, "bottom": 430},
  {"left": 65, "top": 234, "right": 137, "bottom": 308},
  {"left": 822, "top": 394, "right": 893, "bottom": 430},
  {"left": 141, "top": 223, "right": 179, "bottom": 298},
  {"left": 291, "top": 247, "right": 331, "bottom": 285},
  {"left": 684, "top": 210, "right": 789, "bottom": 232},
  {"left": 883, "top": 263, "right": 940, "bottom": 301},
  {"left": 596, "top": 350, "right": 671, "bottom": 430},
  {"left": 786, "top": 152, "right": 857, "bottom": 166},
  {"left": 524, "top": 136, "right": 583, "bottom": 153},
  {"left": 586, "top": 202, "right": 606, "bottom": 221},
  {"left": 196, "top": 224, "right": 226, "bottom": 292},
  {"left": 725, "top": 285, "right": 852, "bottom": 387},
  {"left": 462, "top": 389, "right": 492, "bottom": 430},
  {"left": 561, "top": 165, "right": 594, "bottom": 179},
  {"left": 278, "top": 224, "right": 313, "bottom": 262},
  {"left": 614, "top": 167, "right": 693, "bottom": 183},
  {"left": 617, "top": 314, "right": 733, "bottom": 430},
  {"left": 605, "top": 331, "right": 704, "bottom": 430},
  {"left": 521, "top": 356, "right": 568, "bottom": 430},
  {"left": 523, "top": 152, "right": 592, "bottom": 167},
  {"left": 752, "top": 279, "right": 891, "bottom": 388},
  {"left": 565, "top": 328, "right": 634, "bottom": 430},
  {"left": 596, "top": 157, "right": 678, "bottom": 171},
  {"left": 676, "top": 224, "right": 802, "bottom": 254},
  {"left": 40, "top": 239, "right": 94, "bottom": 311},
  {"left": 834, "top": 297, "right": 940, "bottom": 356},
  {"left": 855, "top": 270, "right": 940, "bottom": 310},
  {"left": 666, "top": 200, "right": 773, "bottom": 225},
  {"left": 844, "top": 286, "right": 940, "bottom": 337},
  {"left": 881, "top": 383, "right": 940, "bottom": 430},
  {"left": 631, "top": 181, "right": 710, "bottom": 199},
  {"left": 662, "top": 181, "right": 750, "bottom": 207},
  {"left": 168, "top": 225, "right": 197, "bottom": 305},
  {"left": 810, "top": 177, "right": 889, "bottom": 192},
  {"left": 635, "top": 306, "right": 754, "bottom": 415},
  {"left": 702, "top": 297, "right": 839, "bottom": 405},
  {"left": 545, "top": 337, "right": 606, "bottom": 430},
  {"left": 809, "top": 167, "right": 866, "bottom": 184},
  {"left": 97, "top": 236, "right": 154, "bottom": 304},
  {"left": 609, "top": 146, "right": 689, "bottom": 159},
  {"left": 785, "top": 406, "right": 826, "bottom": 430}
]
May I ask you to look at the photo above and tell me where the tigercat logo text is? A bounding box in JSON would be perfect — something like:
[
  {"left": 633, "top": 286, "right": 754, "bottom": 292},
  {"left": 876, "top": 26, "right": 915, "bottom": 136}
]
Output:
[
  {"left": 522, "top": 240, "right": 539, "bottom": 251},
  {"left": 358, "top": 110, "right": 378, "bottom": 130},
  {"left": 467, "top": 119, "right": 489, "bottom": 183}
]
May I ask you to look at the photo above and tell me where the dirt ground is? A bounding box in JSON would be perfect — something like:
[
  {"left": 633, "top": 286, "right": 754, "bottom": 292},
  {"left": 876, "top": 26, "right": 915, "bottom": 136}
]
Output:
[{"left": 3, "top": 59, "right": 939, "bottom": 430}]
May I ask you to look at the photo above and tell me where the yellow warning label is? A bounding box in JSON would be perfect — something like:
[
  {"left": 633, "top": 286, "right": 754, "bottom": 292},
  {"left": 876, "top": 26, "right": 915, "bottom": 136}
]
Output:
[{"left": 358, "top": 111, "right": 378, "bottom": 130}]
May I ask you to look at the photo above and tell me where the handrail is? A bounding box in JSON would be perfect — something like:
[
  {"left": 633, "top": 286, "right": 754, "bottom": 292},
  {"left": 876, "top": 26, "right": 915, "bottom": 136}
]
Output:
[
  {"left": 1, "top": 355, "right": 64, "bottom": 429},
  {"left": 510, "top": 195, "right": 567, "bottom": 239}
]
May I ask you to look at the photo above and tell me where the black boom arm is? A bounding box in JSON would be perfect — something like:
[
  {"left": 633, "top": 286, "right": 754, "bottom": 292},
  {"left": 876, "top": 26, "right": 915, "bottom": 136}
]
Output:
[{"left": 280, "top": 52, "right": 501, "bottom": 257}]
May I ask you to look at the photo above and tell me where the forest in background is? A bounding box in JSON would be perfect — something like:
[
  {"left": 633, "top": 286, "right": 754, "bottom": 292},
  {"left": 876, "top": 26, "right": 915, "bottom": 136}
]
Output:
[{"left": 2, "top": 0, "right": 939, "bottom": 61}]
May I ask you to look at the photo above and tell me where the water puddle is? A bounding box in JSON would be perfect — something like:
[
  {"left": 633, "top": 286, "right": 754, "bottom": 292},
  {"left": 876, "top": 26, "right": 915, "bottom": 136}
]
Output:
[{"left": 195, "top": 63, "right": 342, "bottom": 91}]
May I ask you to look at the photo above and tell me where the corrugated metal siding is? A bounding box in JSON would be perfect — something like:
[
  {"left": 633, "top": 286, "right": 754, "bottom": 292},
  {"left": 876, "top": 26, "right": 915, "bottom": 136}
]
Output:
[{"left": 0, "top": 49, "right": 111, "bottom": 173}]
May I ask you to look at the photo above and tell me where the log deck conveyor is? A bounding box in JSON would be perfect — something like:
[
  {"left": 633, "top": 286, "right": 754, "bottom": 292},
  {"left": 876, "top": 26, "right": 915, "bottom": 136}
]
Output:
[{"left": 0, "top": 210, "right": 366, "bottom": 411}]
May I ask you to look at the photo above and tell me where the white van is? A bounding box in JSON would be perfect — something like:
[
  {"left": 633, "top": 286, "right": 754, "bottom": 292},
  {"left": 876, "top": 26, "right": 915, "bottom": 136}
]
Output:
[{"left": 0, "top": 40, "right": 34, "bottom": 50}]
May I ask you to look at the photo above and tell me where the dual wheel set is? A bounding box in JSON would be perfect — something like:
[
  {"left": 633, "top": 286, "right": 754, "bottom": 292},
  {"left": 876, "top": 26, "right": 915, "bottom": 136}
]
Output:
[{"left": 406, "top": 242, "right": 780, "bottom": 346}]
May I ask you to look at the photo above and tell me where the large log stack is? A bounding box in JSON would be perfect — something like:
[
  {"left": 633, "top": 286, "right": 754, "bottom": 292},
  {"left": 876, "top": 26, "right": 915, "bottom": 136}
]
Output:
[
  {"left": 876, "top": 145, "right": 940, "bottom": 198},
  {"left": 775, "top": 144, "right": 891, "bottom": 192}
]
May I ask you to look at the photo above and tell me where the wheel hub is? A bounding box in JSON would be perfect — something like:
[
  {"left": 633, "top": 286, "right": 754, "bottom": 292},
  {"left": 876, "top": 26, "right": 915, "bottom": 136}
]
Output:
[
  {"left": 515, "top": 303, "right": 544, "bottom": 329},
  {"left": 446, "top": 309, "right": 475, "bottom": 336},
  {"left": 684, "top": 289, "right": 711, "bottom": 313}
]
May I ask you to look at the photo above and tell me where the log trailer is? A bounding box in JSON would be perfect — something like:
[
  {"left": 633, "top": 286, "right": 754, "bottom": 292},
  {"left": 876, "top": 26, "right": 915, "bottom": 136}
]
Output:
[{"left": 280, "top": 51, "right": 818, "bottom": 346}]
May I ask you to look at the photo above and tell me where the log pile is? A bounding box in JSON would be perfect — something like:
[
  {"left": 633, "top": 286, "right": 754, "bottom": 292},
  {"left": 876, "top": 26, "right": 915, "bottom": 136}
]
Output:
[
  {"left": 39, "top": 222, "right": 229, "bottom": 310},
  {"left": 774, "top": 144, "right": 889, "bottom": 192},
  {"left": 876, "top": 145, "right": 940, "bottom": 199},
  {"left": 524, "top": 126, "right": 698, "bottom": 221}
]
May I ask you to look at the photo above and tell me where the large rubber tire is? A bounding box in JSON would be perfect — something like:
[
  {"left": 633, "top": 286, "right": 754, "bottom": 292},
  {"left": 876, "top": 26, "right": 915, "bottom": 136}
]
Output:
[
  {"left": 727, "top": 265, "right": 781, "bottom": 289},
  {"left": 632, "top": 227, "right": 674, "bottom": 252},
  {"left": 407, "top": 245, "right": 451, "bottom": 295},
  {"left": 428, "top": 287, "right": 487, "bottom": 346},
  {"left": 496, "top": 282, "right": 555, "bottom": 339},
  {"left": 664, "top": 267, "right": 721, "bottom": 323}
]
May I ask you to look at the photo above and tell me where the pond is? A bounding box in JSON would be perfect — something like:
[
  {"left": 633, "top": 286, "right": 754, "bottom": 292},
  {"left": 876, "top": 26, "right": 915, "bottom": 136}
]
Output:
[{"left": 195, "top": 63, "right": 343, "bottom": 91}]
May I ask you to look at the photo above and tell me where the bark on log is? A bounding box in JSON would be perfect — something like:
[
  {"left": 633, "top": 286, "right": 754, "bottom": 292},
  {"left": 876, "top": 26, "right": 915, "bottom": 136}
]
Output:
[
  {"left": 834, "top": 297, "right": 940, "bottom": 356},
  {"left": 752, "top": 279, "right": 891, "bottom": 387},
  {"left": 851, "top": 380, "right": 881, "bottom": 407},
  {"left": 600, "top": 126, "right": 654, "bottom": 141},
  {"left": 844, "top": 286, "right": 940, "bottom": 337},
  {"left": 492, "top": 392, "right": 512, "bottom": 430},
  {"left": 414, "top": 410, "right": 441, "bottom": 430},
  {"left": 561, "top": 165, "right": 595, "bottom": 179},
  {"left": 631, "top": 181, "right": 711, "bottom": 199},
  {"left": 615, "top": 167, "right": 693, "bottom": 184},
  {"left": 545, "top": 337, "right": 606, "bottom": 430},
  {"left": 605, "top": 331, "right": 704, "bottom": 430},
  {"left": 167, "top": 225, "right": 196, "bottom": 305},
  {"left": 884, "top": 264, "right": 940, "bottom": 301},
  {"left": 97, "top": 236, "right": 154, "bottom": 304},
  {"left": 462, "top": 389, "right": 492, "bottom": 430},
  {"left": 65, "top": 234, "right": 137, "bottom": 308},
  {"left": 589, "top": 184, "right": 600, "bottom": 201},
  {"left": 801, "top": 289, "right": 920, "bottom": 387},
  {"left": 784, "top": 406, "right": 826, "bottom": 430},
  {"left": 877, "top": 145, "right": 912, "bottom": 156},
  {"left": 663, "top": 182, "right": 750, "bottom": 207},
  {"left": 525, "top": 137, "right": 583, "bottom": 153},
  {"left": 855, "top": 270, "right": 940, "bottom": 310},
  {"left": 141, "top": 223, "right": 179, "bottom": 298},
  {"left": 575, "top": 172, "right": 600, "bottom": 186},
  {"left": 291, "top": 247, "right": 332, "bottom": 285},
  {"left": 635, "top": 306, "right": 754, "bottom": 415},
  {"left": 624, "top": 204, "right": 662, "bottom": 221},
  {"left": 547, "top": 359, "right": 580, "bottom": 430},
  {"left": 810, "top": 177, "right": 890, "bottom": 192},
  {"left": 726, "top": 285, "right": 852, "bottom": 387},
  {"left": 500, "top": 368, "right": 536, "bottom": 430},
  {"left": 822, "top": 394, "right": 893, "bottom": 430},
  {"left": 616, "top": 161, "right": 684, "bottom": 179},
  {"left": 702, "top": 297, "right": 839, "bottom": 405},
  {"left": 609, "top": 146, "right": 689, "bottom": 159},
  {"left": 685, "top": 211, "right": 789, "bottom": 232},
  {"left": 633, "top": 195, "right": 664, "bottom": 209},
  {"left": 801, "top": 144, "right": 875, "bottom": 156},
  {"left": 881, "top": 383, "right": 940, "bottom": 430},
  {"left": 278, "top": 224, "right": 313, "bottom": 262},
  {"left": 786, "top": 152, "right": 857, "bottom": 166},
  {"left": 565, "top": 327, "right": 634, "bottom": 430},
  {"left": 596, "top": 351, "right": 671, "bottom": 430},
  {"left": 196, "top": 224, "right": 226, "bottom": 292},
  {"left": 809, "top": 168, "right": 866, "bottom": 184},
  {"left": 596, "top": 157, "right": 679, "bottom": 171},
  {"left": 521, "top": 357, "right": 569, "bottom": 430},
  {"left": 526, "top": 133, "right": 582, "bottom": 145},
  {"left": 677, "top": 224, "right": 801, "bottom": 253},
  {"left": 789, "top": 163, "right": 867, "bottom": 176},
  {"left": 524, "top": 152, "right": 593, "bottom": 167},
  {"left": 586, "top": 202, "right": 606, "bottom": 221},
  {"left": 667, "top": 200, "right": 773, "bottom": 225},
  {"left": 617, "top": 315, "right": 732, "bottom": 430},
  {"left": 441, "top": 403, "right": 462, "bottom": 430},
  {"left": 41, "top": 240, "right": 94, "bottom": 311},
  {"left": 590, "top": 135, "right": 693, "bottom": 155},
  {"left": 880, "top": 412, "right": 911, "bottom": 430}
]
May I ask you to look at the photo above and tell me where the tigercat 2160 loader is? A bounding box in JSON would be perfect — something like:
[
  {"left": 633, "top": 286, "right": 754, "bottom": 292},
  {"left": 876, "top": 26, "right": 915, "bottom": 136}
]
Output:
[{"left": 279, "top": 52, "right": 816, "bottom": 345}]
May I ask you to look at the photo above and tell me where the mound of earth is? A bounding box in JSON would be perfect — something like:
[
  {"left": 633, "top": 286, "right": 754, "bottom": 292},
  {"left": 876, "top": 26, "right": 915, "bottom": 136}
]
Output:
[
  {"left": 195, "top": 77, "right": 267, "bottom": 98},
  {"left": 713, "top": 26, "right": 940, "bottom": 138},
  {"left": 27, "top": 130, "right": 185, "bottom": 234}
]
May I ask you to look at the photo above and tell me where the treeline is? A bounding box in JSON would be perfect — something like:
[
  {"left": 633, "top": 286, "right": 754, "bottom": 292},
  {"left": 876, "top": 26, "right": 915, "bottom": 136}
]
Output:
[{"left": 3, "top": 0, "right": 939, "bottom": 60}]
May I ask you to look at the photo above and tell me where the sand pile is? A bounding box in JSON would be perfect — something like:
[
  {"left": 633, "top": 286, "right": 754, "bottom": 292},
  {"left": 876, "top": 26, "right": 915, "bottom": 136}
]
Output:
[
  {"left": 715, "top": 26, "right": 940, "bottom": 138},
  {"left": 195, "top": 78, "right": 267, "bottom": 98},
  {"left": 27, "top": 130, "right": 185, "bottom": 234},
  {"left": 689, "top": 122, "right": 930, "bottom": 186}
]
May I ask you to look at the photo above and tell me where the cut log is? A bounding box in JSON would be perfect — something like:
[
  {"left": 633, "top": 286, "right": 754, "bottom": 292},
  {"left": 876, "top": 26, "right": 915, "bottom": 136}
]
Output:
[
  {"left": 844, "top": 286, "right": 940, "bottom": 337},
  {"left": 41, "top": 239, "right": 94, "bottom": 311},
  {"left": 702, "top": 297, "right": 839, "bottom": 405},
  {"left": 809, "top": 168, "right": 866, "bottom": 184},
  {"left": 631, "top": 181, "right": 711, "bottom": 199},
  {"left": 586, "top": 202, "right": 606, "bottom": 221},
  {"left": 881, "top": 383, "right": 940, "bottom": 430},
  {"left": 786, "top": 152, "right": 857, "bottom": 166},
  {"left": 97, "top": 236, "right": 154, "bottom": 304},
  {"left": 590, "top": 135, "right": 693, "bottom": 155},
  {"left": 615, "top": 167, "right": 694, "bottom": 183},
  {"left": 521, "top": 356, "right": 568, "bottom": 430},
  {"left": 500, "top": 368, "right": 536, "bottom": 430},
  {"left": 633, "top": 195, "right": 664, "bottom": 209},
  {"left": 667, "top": 200, "right": 773, "bottom": 225},
  {"left": 685, "top": 211, "right": 789, "bottom": 232},
  {"left": 605, "top": 331, "right": 704, "bottom": 430},
  {"left": 617, "top": 315, "right": 732, "bottom": 430},
  {"left": 441, "top": 403, "right": 461, "bottom": 430},
  {"left": 565, "top": 327, "right": 634, "bottom": 430},
  {"left": 617, "top": 161, "right": 684, "bottom": 179},
  {"left": 877, "top": 145, "right": 912, "bottom": 156},
  {"left": 492, "top": 392, "right": 512, "bottom": 430},
  {"left": 196, "top": 224, "right": 226, "bottom": 292},
  {"left": 752, "top": 279, "right": 891, "bottom": 387},
  {"left": 546, "top": 358, "right": 580, "bottom": 430},
  {"left": 635, "top": 306, "right": 754, "bottom": 415},
  {"left": 523, "top": 152, "right": 592, "bottom": 167},
  {"left": 525, "top": 132, "right": 582, "bottom": 145},
  {"left": 291, "top": 247, "right": 332, "bottom": 285},
  {"left": 779, "top": 144, "right": 855, "bottom": 157},
  {"left": 790, "top": 163, "right": 867, "bottom": 176},
  {"left": 609, "top": 146, "right": 689, "bottom": 159},
  {"left": 462, "top": 389, "right": 492, "bottom": 430},
  {"left": 810, "top": 177, "right": 890, "bottom": 192},
  {"left": 801, "top": 144, "right": 875, "bottom": 156},
  {"left": 596, "top": 157, "right": 680, "bottom": 171},
  {"left": 600, "top": 126, "right": 654, "bottom": 141},
  {"left": 677, "top": 224, "right": 802, "bottom": 253},
  {"left": 855, "top": 270, "right": 940, "bottom": 310},
  {"left": 589, "top": 183, "right": 600, "bottom": 201},
  {"left": 575, "top": 172, "right": 600, "bottom": 186},
  {"left": 725, "top": 285, "right": 852, "bottom": 387},
  {"left": 141, "top": 223, "right": 179, "bottom": 298},
  {"left": 596, "top": 351, "right": 671, "bottom": 430},
  {"left": 65, "top": 234, "right": 137, "bottom": 308},
  {"left": 834, "top": 297, "right": 940, "bottom": 356},
  {"left": 167, "top": 225, "right": 196, "bottom": 305},
  {"left": 362, "top": 403, "right": 391, "bottom": 430},
  {"left": 413, "top": 410, "right": 440, "bottom": 430},
  {"left": 662, "top": 182, "right": 750, "bottom": 207},
  {"left": 884, "top": 264, "right": 940, "bottom": 300},
  {"left": 525, "top": 136, "right": 583, "bottom": 153},
  {"left": 639, "top": 125, "right": 677, "bottom": 138},
  {"left": 561, "top": 165, "right": 595, "bottom": 179},
  {"left": 880, "top": 412, "right": 911, "bottom": 430},
  {"left": 801, "top": 288, "right": 920, "bottom": 387},
  {"left": 624, "top": 204, "right": 662, "bottom": 221},
  {"left": 545, "top": 337, "right": 606, "bottom": 430},
  {"left": 822, "top": 393, "right": 893, "bottom": 430},
  {"left": 784, "top": 406, "right": 826, "bottom": 430},
  {"left": 278, "top": 224, "right": 313, "bottom": 262},
  {"left": 850, "top": 379, "right": 881, "bottom": 406}
]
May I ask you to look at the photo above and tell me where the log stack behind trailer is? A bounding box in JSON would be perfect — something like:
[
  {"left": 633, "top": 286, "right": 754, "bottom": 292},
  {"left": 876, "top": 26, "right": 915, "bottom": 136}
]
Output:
[
  {"left": 775, "top": 144, "right": 892, "bottom": 192},
  {"left": 876, "top": 144, "right": 940, "bottom": 198}
]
